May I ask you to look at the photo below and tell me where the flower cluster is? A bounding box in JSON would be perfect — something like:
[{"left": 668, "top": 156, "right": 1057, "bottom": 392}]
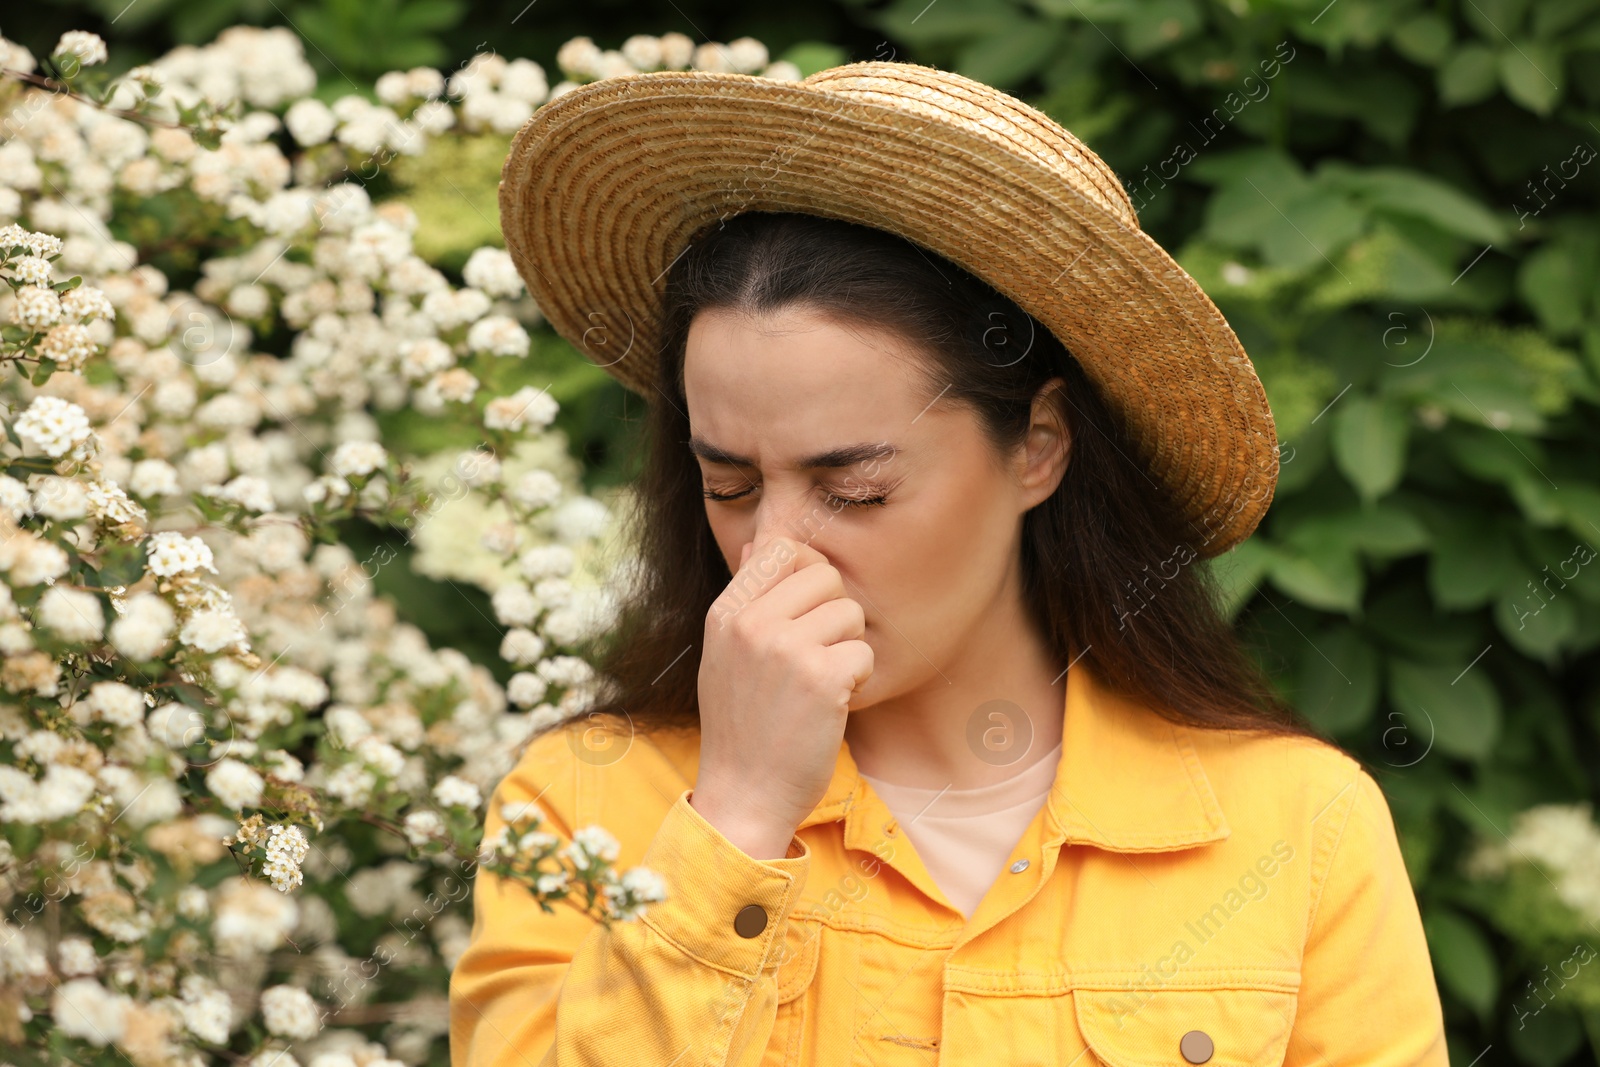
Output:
[
  {"left": 478, "top": 801, "right": 668, "bottom": 926},
  {"left": 0, "top": 22, "right": 764, "bottom": 1067}
]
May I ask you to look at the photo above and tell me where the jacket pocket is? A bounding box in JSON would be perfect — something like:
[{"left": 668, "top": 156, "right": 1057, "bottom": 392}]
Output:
[
  {"left": 759, "top": 919, "right": 822, "bottom": 1067},
  {"left": 1074, "top": 986, "right": 1298, "bottom": 1067},
  {"left": 773, "top": 917, "right": 821, "bottom": 1004}
]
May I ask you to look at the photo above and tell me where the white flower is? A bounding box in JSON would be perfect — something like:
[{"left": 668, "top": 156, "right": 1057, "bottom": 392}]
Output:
[
  {"left": 179, "top": 608, "right": 248, "bottom": 653},
  {"left": 85, "top": 479, "right": 146, "bottom": 526},
  {"left": 262, "top": 824, "right": 310, "bottom": 893},
  {"left": 52, "top": 978, "right": 130, "bottom": 1046},
  {"left": 553, "top": 496, "right": 610, "bottom": 541},
  {"left": 10, "top": 255, "right": 51, "bottom": 284},
  {"left": 128, "top": 459, "right": 180, "bottom": 499},
  {"left": 61, "top": 285, "right": 115, "bottom": 321},
  {"left": 499, "top": 627, "right": 545, "bottom": 665},
  {"left": 330, "top": 440, "right": 387, "bottom": 478},
  {"left": 323, "top": 762, "right": 376, "bottom": 806},
  {"left": 207, "top": 474, "right": 276, "bottom": 512},
  {"left": 0, "top": 474, "right": 32, "bottom": 520},
  {"left": 506, "top": 671, "right": 548, "bottom": 708},
  {"left": 31, "top": 475, "right": 90, "bottom": 520},
  {"left": 87, "top": 680, "right": 146, "bottom": 727},
  {"left": 484, "top": 386, "right": 558, "bottom": 432},
  {"left": 54, "top": 31, "right": 108, "bottom": 67},
  {"left": 354, "top": 735, "right": 405, "bottom": 777},
  {"left": 177, "top": 885, "right": 209, "bottom": 920},
  {"left": 567, "top": 825, "right": 620, "bottom": 866},
  {"left": 402, "top": 809, "right": 445, "bottom": 846},
  {"left": 147, "top": 702, "right": 206, "bottom": 749},
  {"left": 109, "top": 592, "right": 175, "bottom": 660},
  {"left": 284, "top": 98, "right": 336, "bottom": 146},
  {"left": 510, "top": 470, "right": 563, "bottom": 510},
  {"left": 213, "top": 870, "right": 301, "bottom": 958},
  {"left": 11, "top": 285, "right": 61, "bottom": 328},
  {"left": 35, "top": 586, "right": 105, "bottom": 643},
  {"left": 37, "top": 323, "right": 98, "bottom": 370},
  {"left": 517, "top": 545, "right": 575, "bottom": 580},
  {"left": 465, "top": 315, "right": 530, "bottom": 357},
  {"left": 57, "top": 937, "right": 99, "bottom": 977},
  {"left": 146, "top": 531, "right": 219, "bottom": 577},
  {"left": 433, "top": 774, "right": 482, "bottom": 809},
  {"left": 461, "top": 247, "right": 524, "bottom": 298},
  {"left": 260, "top": 984, "right": 321, "bottom": 1039},
  {"left": 420, "top": 287, "right": 491, "bottom": 331},
  {"left": 207, "top": 759, "right": 265, "bottom": 811},
  {"left": 538, "top": 654, "right": 594, "bottom": 688},
  {"left": 4, "top": 535, "right": 70, "bottom": 585},
  {"left": 179, "top": 982, "right": 233, "bottom": 1043},
  {"left": 14, "top": 395, "right": 91, "bottom": 457},
  {"left": 491, "top": 582, "right": 538, "bottom": 626}
]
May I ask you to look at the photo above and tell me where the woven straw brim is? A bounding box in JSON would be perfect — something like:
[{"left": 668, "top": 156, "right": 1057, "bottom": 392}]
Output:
[{"left": 498, "top": 65, "right": 1278, "bottom": 557}]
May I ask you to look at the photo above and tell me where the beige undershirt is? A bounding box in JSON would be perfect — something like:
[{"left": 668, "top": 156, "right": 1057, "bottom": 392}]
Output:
[{"left": 858, "top": 740, "right": 1062, "bottom": 919}]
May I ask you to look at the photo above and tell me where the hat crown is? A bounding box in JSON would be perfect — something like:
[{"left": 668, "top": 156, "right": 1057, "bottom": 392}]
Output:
[{"left": 801, "top": 61, "right": 1139, "bottom": 231}]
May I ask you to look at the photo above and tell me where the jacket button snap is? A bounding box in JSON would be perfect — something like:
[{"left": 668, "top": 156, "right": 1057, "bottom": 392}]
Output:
[
  {"left": 1009, "top": 858, "right": 1029, "bottom": 873},
  {"left": 1179, "top": 1029, "right": 1213, "bottom": 1064},
  {"left": 734, "top": 904, "right": 768, "bottom": 938}
]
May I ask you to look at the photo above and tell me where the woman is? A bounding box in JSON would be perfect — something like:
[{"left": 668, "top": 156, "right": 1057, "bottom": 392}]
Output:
[{"left": 450, "top": 61, "right": 1449, "bottom": 1066}]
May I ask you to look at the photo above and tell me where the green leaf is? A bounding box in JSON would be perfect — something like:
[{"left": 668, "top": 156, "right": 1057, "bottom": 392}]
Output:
[
  {"left": 1387, "top": 657, "right": 1502, "bottom": 760},
  {"left": 1279, "top": 501, "right": 1430, "bottom": 560},
  {"left": 1531, "top": 0, "right": 1600, "bottom": 38},
  {"left": 1498, "top": 44, "right": 1564, "bottom": 114},
  {"left": 391, "top": 0, "right": 463, "bottom": 33},
  {"left": 1204, "top": 536, "right": 1274, "bottom": 621},
  {"left": 1121, "top": 0, "right": 1203, "bottom": 56},
  {"left": 1392, "top": 13, "right": 1453, "bottom": 66},
  {"left": 1429, "top": 517, "right": 1518, "bottom": 610},
  {"left": 1553, "top": 484, "right": 1600, "bottom": 546},
  {"left": 1495, "top": 561, "right": 1581, "bottom": 658},
  {"left": 1332, "top": 395, "right": 1409, "bottom": 502},
  {"left": 1423, "top": 907, "right": 1499, "bottom": 1020},
  {"left": 1463, "top": 0, "right": 1529, "bottom": 40},
  {"left": 877, "top": 0, "right": 1026, "bottom": 47},
  {"left": 779, "top": 42, "right": 851, "bottom": 78},
  {"left": 1321, "top": 164, "right": 1507, "bottom": 245},
  {"left": 1438, "top": 44, "right": 1499, "bottom": 106},
  {"left": 1267, "top": 539, "right": 1363, "bottom": 613},
  {"left": 1506, "top": 1002, "right": 1586, "bottom": 1067},
  {"left": 1295, "top": 624, "right": 1380, "bottom": 736},
  {"left": 957, "top": 18, "right": 1063, "bottom": 89},
  {"left": 1517, "top": 241, "right": 1594, "bottom": 337}
]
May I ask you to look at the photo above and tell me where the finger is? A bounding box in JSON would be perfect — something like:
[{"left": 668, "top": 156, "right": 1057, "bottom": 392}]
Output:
[
  {"left": 740, "top": 541, "right": 753, "bottom": 568},
  {"left": 754, "top": 562, "right": 849, "bottom": 624},
  {"left": 741, "top": 535, "right": 827, "bottom": 593},
  {"left": 789, "top": 595, "right": 866, "bottom": 647}
]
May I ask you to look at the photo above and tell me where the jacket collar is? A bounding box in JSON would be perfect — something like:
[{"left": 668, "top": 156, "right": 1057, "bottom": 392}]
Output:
[{"left": 654, "top": 653, "right": 1230, "bottom": 854}]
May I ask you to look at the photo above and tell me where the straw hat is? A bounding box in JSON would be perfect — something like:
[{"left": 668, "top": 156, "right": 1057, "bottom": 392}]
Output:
[{"left": 497, "top": 60, "right": 1278, "bottom": 557}]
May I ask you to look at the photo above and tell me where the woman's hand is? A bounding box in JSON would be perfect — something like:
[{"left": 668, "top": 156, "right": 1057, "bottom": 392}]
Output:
[{"left": 691, "top": 535, "right": 874, "bottom": 859}]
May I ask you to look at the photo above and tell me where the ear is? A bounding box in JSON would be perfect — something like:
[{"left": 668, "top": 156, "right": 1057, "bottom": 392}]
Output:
[{"left": 1014, "top": 377, "right": 1071, "bottom": 509}]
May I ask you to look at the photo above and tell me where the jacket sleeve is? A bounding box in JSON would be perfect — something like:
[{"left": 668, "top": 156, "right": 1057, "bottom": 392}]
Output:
[
  {"left": 1286, "top": 768, "right": 1449, "bottom": 1066},
  {"left": 448, "top": 752, "right": 812, "bottom": 1067}
]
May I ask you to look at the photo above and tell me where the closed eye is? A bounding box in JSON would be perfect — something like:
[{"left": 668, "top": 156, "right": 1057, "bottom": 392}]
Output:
[{"left": 700, "top": 486, "right": 890, "bottom": 509}]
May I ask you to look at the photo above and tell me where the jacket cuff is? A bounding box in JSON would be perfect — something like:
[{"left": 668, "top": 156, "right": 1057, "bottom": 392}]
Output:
[{"left": 636, "top": 788, "right": 810, "bottom": 979}]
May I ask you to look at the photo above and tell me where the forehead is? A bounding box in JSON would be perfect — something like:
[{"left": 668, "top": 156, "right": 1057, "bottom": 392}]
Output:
[{"left": 683, "top": 306, "right": 935, "bottom": 462}]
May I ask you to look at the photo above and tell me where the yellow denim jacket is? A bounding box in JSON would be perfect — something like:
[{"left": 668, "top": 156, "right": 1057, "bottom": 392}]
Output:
[{"left": 450, "top": 656, "right": 1449, "bottom": 1066}]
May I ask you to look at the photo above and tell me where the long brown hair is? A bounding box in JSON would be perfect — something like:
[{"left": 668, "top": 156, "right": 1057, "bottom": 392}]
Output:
[{"left": 547, "top": 210, "right": 1332, "bottom": 759}]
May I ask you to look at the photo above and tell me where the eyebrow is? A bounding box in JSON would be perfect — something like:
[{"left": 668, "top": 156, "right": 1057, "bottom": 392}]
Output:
[{"left": 687, "top": 436, "right": 901, "bottom": 471}]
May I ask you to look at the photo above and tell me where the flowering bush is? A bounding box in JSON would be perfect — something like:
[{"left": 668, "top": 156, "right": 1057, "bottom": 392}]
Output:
[
  {"left": 0, "top": 24, "right": 794, "bottom": 1067},
  {"left": 1460, "top": 803, "right": 1600, "bottom": 1023}
]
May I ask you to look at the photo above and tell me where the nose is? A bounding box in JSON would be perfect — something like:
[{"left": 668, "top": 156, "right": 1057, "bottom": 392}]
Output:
[{"left": 750, "top": 483, "right": 832, "bottom": 551}]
